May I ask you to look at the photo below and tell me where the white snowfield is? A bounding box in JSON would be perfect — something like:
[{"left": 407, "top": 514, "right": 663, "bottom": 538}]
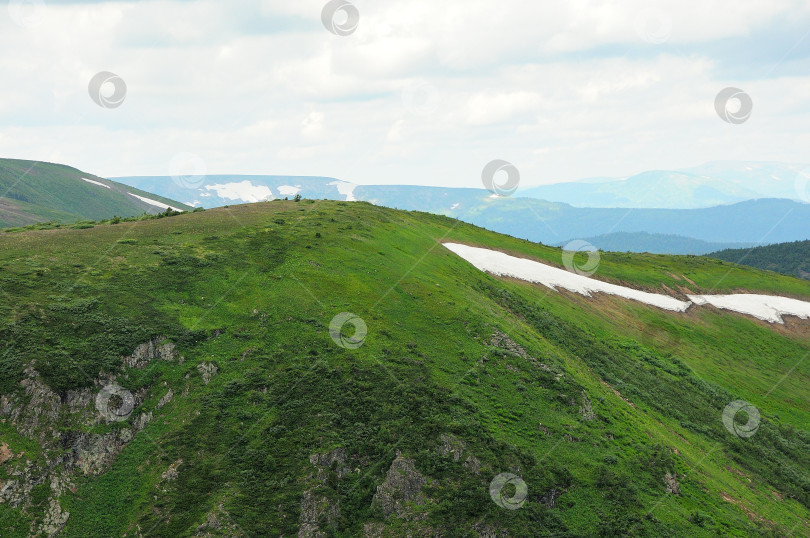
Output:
[
  {"left": 688, "top": 294, "right": 810, "bottom": 324},
  {"left": 278, "top": 185, "right": 301, "bottom": 196},
  {"left": 127, "top": 193, "right": 185, "bottom": 212},
  {"left": 443, "top": 243, "right": 810, "bottom": 325},
  {"left": 329, "top": 180, "right": 357, "bottom": 202},
  {"left": 81, "top": 177, "right": 111, "bottom": 189},
  {"left": 204, "top": 181, "right": 272, "bottom": 203}
]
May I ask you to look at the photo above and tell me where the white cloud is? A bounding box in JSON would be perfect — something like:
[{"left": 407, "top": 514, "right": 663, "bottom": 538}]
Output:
[{"left": 1, "top": 0, "right": 810, "bottom": 187}]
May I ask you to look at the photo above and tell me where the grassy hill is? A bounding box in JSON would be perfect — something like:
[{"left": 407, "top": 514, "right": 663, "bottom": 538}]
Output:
[
  {"left": 710, "top": 240, "right": 810, "bottom": 280},
  {"left": 0, "top": 159, "right": 191, "bottom": 227},
  {"left": 0, "top": 200, "right": 808, "bottom": 536}
]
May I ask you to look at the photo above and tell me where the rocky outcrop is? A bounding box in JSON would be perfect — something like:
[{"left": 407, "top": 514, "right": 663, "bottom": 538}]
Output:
[
  {"left": 372, "top": 452, "right": 427, "bottom": 520},
  {"left": 309, "top": 448, "right": 349, "bottom": 482},
  {"left": 198, "top": 362, "right": 219, "bottom": 385},
  {"left": 489, "top": 330, "right": 555, "bottom": 373},
  {"left": 437, "top": 433, "right": 481, "bottom": 475},
  {"left": 298, "top": 448, "right": 348, "bottom": 537},
  {"left": 664, "top": 472, "right": 681, "bottom": 495},
  {"left": 579, "top": 391, "right": 596, "bottom": 421},
  {"left": 0, "top": 337, "right": 181, "bottom": 534},
  {"left": 0, "top": 443, "right": 13, "bottom": 464},
  {"left": 195, "top": 502, "right": 244, "bottom": 537},
  {"left": 124, "top": 336, "right": 179, "bottom": 369},
  {"left": 298, "top": 491, "right": 339, "bottom": 537},
  {"left": 157, "top": 389, "right": 174, "bottom": 409}
]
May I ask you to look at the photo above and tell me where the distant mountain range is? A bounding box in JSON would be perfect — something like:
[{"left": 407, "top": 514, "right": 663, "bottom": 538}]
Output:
[
  {"left": 709, "top": 240, "right": 810, "bottom": 280},
  {"left": 2, "top": 158, "right": 807, "bottom": 255},
  {"left": 0, "top": 159, "right": 190, "bottom": 228},
  {"left": 559, "top": 232, "right": 754, "bottom": 256},
  {"left": 518, "top": 161, "right": 809, "bottom": 209},
  {"left": 115, "top": 172, "right": 810, "bottom": 252}
]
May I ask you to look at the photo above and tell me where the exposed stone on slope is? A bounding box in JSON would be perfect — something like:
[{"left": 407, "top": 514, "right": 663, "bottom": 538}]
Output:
[
  {"left": 298, "top": 490, "right": 339, "bottom": 537},
  {"left": 664, "top": 472, "right": 681, "bottom": 495},
  {"left": 124, "top": 336, "right": 179, "bottom": 369},
  {"left": 489, "top": 330, "right": 554, "bottom": 372},
  {"left": 0, "top": 336, "right": 181, "bottom": 531},
  {"left": 372, "top": 452, "right": 427, "bottom": 520},
  {"left": 309, "top": 447, "right": 348, "bottom": 482},
  {"left": 195, "top": 502, "right": 244, "bottom": 537},
  {"left": 579, "top": 391, "right": 597, "bottom": 421},
  {"left": 39, "top": 497, "right": 70, "bottom": 536},
  {"left": 198, "top": 362, "right": 219, "bottom": 385},
  {"left": 0, "top": 442, "right": 13, "bottom": 464},
  {"left": 437, "top": 433, "right": 466, "bottom": 462},
  {"left": 437, "top": 433, "right": 482, "bottom": 475},
  {"left": 298, "top": 448, "right": 348, "bottom": 536},
  {"left": 157, "top": 388, "right": 174, "bottom": 409}
]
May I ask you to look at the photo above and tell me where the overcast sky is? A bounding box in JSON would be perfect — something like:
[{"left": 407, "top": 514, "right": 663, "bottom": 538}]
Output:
[{"left": 2, "top": 0, "right": 810, "bottom": 187}]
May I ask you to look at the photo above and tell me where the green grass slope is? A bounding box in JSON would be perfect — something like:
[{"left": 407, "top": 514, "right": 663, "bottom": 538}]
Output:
[
  {"left": 0, "top": 159, "right": 191, "bottom": 227},
  {"left": 0, "top": 201, "right": 808, "bottom": 536},
  {"left": 710, "top": 240, "right": 810, "bottom": 281}
]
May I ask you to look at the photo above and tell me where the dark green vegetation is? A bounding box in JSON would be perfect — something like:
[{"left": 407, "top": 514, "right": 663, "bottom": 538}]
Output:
[
  {"left": 0, "top": 159, "right": 191, "bottom": 228},
  {"left": 0, "top": 200, "right": 809, "bottom": 536},
  {"left": 710, "top": 240, "right": 810, "bottom": 280}
]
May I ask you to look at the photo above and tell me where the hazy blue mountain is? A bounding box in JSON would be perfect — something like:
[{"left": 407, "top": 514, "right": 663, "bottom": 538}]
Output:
[
  {"left": 559, "top": 232, "right": 755, "bottom": 255},
  {"left": 518, "top": 161, "right": 808, "bottom": 209},
  {"left": 113, "top": 174, "right": 810, "bottom": 252}
]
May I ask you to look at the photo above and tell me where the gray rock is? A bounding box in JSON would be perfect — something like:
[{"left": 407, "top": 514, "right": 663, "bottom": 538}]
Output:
[{"left": 372, "top": 452, "right": 427, "bottom": 520}]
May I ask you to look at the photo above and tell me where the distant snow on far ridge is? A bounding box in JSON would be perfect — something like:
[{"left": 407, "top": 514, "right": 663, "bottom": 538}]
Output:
[
  {"left": 278, "top": 185, "right": 301, "bottom": 197},
  {"left": 328, "top": 180, "right": 357, "bottom": 202},
  {"left": 204, "top": 181, "right": 273, "bottom": 203},
  {"left": 81, "top": 177, "right": 111, "bottom": 189},
  {"left": 127, "top": 193, "right": 184, "bottom": 212}
]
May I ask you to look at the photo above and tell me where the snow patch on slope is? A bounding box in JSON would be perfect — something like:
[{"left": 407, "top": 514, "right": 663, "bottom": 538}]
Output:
[
  {"left": 444, "top": 243, "right": 690, "bottom": 312},
  {"left": 205, "top": 181, "right": 273, "bottom": 203},
  {"left": 82, "top": 177, "right": 111, "bottom": 189},
  {"left": 127, "top": 193, "right": 184, "bottom": 212},
  {"left": 688, "top": 294, "right": 810, "bottom": 324},
  {"left": 443, "top": 243, "right": 810, "bottom": 324}
]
